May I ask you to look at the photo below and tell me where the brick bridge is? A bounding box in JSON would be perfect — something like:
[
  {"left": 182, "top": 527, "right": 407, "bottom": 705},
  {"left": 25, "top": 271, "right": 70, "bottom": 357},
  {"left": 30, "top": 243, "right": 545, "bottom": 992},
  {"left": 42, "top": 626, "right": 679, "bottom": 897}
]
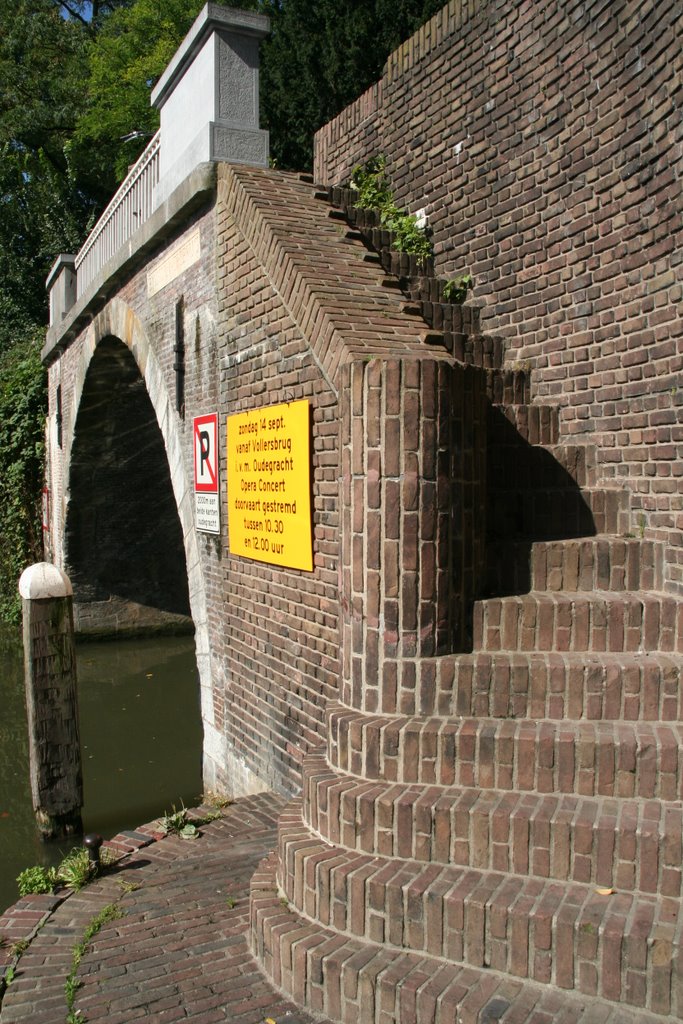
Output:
[{"left": 44, "top": 2, "right": 682, "bottom": 1021}]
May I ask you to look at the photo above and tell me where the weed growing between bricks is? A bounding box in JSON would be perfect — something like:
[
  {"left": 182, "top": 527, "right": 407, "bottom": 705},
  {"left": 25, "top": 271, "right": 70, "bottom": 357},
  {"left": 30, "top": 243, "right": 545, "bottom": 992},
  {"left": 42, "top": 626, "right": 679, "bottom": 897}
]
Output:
[
  {"left": 1, "top": 930, "right": 40, "bottom": 1003},
  {"left": 65, "top": 903, "right": 124, "bottom": 1024}
]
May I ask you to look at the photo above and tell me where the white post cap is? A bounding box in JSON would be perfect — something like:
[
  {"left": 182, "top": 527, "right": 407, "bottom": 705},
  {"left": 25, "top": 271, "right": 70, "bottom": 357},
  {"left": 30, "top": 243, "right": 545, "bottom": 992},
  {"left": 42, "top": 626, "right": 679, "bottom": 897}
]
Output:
[{"left": 19, "top": 563, "right": 73, "bottom": 600}]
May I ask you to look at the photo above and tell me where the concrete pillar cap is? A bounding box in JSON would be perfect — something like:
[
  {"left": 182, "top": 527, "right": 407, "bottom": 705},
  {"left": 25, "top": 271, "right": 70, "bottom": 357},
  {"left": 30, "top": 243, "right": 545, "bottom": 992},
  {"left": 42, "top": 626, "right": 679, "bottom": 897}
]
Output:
[{"left": 19, "top": 563, "right": 73, "bottom": 600}]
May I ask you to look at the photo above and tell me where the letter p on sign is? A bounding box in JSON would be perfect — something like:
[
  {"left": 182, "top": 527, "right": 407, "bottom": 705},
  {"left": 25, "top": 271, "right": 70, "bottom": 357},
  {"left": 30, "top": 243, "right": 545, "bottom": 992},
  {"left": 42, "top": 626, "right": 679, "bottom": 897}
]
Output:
[{"left": 193, "top": 414, "right": 218, "bottom": 492}]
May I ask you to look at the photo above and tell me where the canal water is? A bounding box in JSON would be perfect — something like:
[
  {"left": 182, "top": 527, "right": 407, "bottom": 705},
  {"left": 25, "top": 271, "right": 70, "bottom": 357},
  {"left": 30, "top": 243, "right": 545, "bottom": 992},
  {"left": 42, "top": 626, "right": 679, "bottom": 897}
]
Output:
[{"left": 0, "top": 628, "right": 203, "bottom": 915}]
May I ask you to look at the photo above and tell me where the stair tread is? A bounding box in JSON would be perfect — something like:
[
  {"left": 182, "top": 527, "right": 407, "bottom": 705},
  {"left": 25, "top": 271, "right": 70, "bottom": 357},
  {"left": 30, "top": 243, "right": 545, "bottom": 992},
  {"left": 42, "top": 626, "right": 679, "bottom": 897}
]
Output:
[
  {"left": 302, "top": 754, "right": 683, "bottom": 892},
  {"left": 486, "top": 536, "right": 664, "bottom": 594},
  {"left": 328, "top": 705, "right": 683, "bottom": 796},
  {"left": 253, "top": 851, "right": 682, "bottom": 1023},
  {"left": 480, "top": 589, "right": 681, "bottom": 601},
  {"left": 436, "top": 648, "right": 683, "bottom": 723},
  {"left": 453, "top": 648, "right": 683, "bottom": 665},
  {"left": 281, "top": 812, "right": 681, "bottom": 909},
  {"left": 329, "top": 702, "right": 683, "bottom": 732},
  {"left": 473, "top": 589, "right": 682, "bottom": 654},
  {"left": 305, "top": 749, "right": 683, "bottom": 809}
]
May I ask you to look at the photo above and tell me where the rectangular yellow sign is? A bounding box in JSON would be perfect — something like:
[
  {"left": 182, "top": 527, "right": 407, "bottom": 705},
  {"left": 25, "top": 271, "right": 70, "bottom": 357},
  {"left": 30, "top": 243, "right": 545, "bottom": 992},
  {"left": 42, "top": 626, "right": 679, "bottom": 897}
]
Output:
[{"left": 227, "top": 400, "right": 313, "bottom": 571}]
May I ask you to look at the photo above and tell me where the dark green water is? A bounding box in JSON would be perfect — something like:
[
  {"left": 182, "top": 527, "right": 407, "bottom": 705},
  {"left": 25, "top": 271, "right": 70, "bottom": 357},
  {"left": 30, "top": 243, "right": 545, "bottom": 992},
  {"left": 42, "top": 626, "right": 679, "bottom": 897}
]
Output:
[{"left": 0, "top": 629, "right": 203, "bottom": 915}]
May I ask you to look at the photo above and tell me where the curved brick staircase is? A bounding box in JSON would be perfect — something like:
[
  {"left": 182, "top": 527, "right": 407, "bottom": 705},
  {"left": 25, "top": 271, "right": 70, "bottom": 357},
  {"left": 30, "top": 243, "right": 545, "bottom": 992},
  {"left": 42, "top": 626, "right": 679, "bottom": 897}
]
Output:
[{"left": 251, "top": 186, "right": 682, "bottom": 1023}]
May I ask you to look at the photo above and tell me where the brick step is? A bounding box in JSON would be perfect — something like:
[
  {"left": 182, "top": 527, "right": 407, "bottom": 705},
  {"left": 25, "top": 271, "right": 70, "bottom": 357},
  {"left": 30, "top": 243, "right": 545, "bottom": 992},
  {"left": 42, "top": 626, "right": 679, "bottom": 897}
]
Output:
[
  {"left": 444, "top": 330, "right": 507, "bottom": 368},
  {"left": 422, "top": 300, "right": 491, "bottom": 343},
  {"left": 485, "top": 366, "right": 531, "bottom": 405},
  {"left": 341, "top": 649, "right": 683, "bottom": 720},
  {"left": 487, "top": 485, "right": 630, "bottom": 540},
  {"left": 493, "top": 403, "right": 560, "bottom": 445},
  {"left": 400, "top": 296, "right": 486, "bottom": 343},
  {"left": 273, "top": 815, "right": 683, "bottom": 1017},
  {"left": 473, "top": 591, "right": 683, "bottom": 653},
  {"left": 487, "top": 442, "right": 598, "bottom": 490},
  {"left": 486, "top": 536, "right": 665, "bottom": 597},
  {"left": 277, "top": 815, "right": 682, "bottom": 1009},
  {"left": 401, "top": 270, "right": 483, "bottom": 320},
  {"left": 300, "top": 753, "right": 683, "bottom": 896},
  {"left": 327, "top": 704, "right": 683, "bottom": 798},
  {"left": 445, "top": 650, "right": 683, "bottom": 722},
  {"left": 251, "top": 850, "right": 679, "bottom": 1024}
]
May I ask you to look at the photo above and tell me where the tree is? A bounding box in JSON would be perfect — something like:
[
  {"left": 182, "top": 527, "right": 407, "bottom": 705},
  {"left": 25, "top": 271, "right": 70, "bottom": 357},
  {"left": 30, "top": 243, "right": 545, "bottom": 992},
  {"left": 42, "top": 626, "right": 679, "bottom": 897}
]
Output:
[
  {"left": 0, "top": 333, "right": 47, "bottom": 622},
  {"left": 72, "top": 0, "right": 212, "bottom": 181},
  {"left": 0, "top": 0, "right": 114, "bottom": 354},
  {"left": 0, "top": 0, "right": 98, "bottom": 617},
  {"left": 261, "top": 0, "right": 446, "bottom": 170}
]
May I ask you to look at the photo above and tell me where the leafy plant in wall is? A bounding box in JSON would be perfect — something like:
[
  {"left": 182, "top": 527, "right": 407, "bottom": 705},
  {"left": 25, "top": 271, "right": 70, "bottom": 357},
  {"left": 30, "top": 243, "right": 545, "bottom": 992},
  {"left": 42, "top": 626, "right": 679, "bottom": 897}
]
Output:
[
  {"left": 350, "top": 155, "right": 433, "bottom": 264},
  {"left": 350, "top": 155, "right": 393, "bottom": 209},
  {"left": 443, "top": 274, "right": 474, "bottom": 304},
  {"left": 381, "top": 203, "right": 433, "bottom": 264}
]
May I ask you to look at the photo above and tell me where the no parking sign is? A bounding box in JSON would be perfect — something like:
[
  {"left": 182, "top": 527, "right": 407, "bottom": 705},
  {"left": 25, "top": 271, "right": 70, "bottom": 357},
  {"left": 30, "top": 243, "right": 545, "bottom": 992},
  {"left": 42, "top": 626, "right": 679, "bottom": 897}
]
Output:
[{"left": 193, "top": 413, "right": 220, "bottom": 534}]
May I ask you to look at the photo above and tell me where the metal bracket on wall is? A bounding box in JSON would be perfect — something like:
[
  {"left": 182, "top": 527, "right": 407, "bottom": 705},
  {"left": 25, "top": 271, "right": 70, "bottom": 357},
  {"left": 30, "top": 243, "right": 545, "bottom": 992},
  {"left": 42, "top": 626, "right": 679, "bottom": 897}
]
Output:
[{"left": 174, "top": 297, "right": 185, "bottom": 418}]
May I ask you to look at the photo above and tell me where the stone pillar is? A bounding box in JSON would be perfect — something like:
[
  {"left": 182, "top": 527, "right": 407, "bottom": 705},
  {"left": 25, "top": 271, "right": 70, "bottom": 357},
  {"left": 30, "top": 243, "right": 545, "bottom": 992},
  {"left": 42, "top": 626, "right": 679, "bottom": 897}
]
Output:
[
  {"left": 340, "top": 357, "right": 487, "bottom": 714},
  {"left": 46, "top": 255, "right": 77, "bottom": 327},
  {"left": 151, "top": 3, "right": 270, "bottom": 202},
  {"left": 19, "top": 563, "right": 83, "bottom": 839}
]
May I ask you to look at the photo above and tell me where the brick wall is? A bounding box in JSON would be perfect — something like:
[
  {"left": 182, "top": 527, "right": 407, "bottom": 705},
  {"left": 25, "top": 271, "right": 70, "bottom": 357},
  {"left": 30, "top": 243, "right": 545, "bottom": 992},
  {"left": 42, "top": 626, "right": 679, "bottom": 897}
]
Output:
[
  {"left": 315, "top": 0, "right": 683, "bottom": 593},
  {"left": 47, "top": 152, "right": 497, "bottom": 799},
  {"left": 210, "top": 167, "right": 342, "bottom": 795}
]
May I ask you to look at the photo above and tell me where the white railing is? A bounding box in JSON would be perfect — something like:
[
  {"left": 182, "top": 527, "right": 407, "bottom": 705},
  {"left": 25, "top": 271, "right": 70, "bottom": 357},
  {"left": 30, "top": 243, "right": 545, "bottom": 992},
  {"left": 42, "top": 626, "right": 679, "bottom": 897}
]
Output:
[{"left": 75, "top": 131, "right": 161, "bottom": 297}]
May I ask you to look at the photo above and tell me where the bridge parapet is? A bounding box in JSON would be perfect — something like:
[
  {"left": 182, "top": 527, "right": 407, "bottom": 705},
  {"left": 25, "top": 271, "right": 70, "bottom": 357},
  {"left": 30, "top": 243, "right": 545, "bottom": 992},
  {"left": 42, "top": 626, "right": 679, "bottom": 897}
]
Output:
[{"left": 74, "top": 132, "right": 161, "bottom": 300}]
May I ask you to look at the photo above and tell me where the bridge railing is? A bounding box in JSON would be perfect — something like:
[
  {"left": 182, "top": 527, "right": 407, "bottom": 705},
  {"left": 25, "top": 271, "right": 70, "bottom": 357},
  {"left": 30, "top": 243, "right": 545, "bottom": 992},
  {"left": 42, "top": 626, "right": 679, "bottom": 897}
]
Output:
[{"left": 75, "top": 131, "right": 161, "bottom": 298}]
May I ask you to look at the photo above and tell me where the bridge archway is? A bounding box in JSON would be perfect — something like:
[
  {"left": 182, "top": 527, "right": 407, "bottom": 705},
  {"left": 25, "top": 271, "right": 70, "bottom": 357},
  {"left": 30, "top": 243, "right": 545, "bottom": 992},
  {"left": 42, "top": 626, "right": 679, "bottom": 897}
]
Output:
[
  {"left": 60, "top": 298, "right": 216, "bottom": 767},
  {"left": 66, "top": 333, "right": 190, "bottom": 624}
]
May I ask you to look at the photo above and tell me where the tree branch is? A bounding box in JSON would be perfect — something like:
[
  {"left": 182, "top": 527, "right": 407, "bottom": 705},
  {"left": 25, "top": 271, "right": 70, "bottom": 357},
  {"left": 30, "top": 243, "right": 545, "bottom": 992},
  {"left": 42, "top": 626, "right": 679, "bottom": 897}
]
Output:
[{"left": 55, "top": 0, "right": 91, "bottom": 28}]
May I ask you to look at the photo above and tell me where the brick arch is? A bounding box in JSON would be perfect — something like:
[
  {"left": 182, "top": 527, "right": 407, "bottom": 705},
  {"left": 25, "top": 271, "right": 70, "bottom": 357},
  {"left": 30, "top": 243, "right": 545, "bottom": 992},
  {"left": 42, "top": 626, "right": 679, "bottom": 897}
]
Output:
[{"left": 62, "top": 298, "right": 214, "bottom": 750}]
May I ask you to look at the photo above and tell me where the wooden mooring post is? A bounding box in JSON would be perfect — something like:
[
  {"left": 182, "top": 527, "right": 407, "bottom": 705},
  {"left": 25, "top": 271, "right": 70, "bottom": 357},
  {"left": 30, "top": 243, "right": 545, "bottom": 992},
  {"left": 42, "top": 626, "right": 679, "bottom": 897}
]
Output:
[{"left": 19, "top": 563, "right": 83, "bottom": 840}]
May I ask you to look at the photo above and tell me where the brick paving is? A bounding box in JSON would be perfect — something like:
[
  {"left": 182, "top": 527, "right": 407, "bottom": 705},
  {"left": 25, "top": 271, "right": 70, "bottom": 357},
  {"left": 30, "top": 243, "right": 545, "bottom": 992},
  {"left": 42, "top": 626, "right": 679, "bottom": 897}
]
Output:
[{"left": 0, "top": 793, "right": 328, "bottom": 1024}]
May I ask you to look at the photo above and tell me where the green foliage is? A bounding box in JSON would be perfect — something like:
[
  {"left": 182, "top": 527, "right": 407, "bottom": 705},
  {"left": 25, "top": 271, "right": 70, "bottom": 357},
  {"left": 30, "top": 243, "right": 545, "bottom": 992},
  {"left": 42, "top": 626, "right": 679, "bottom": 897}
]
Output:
[
  {"left": 72, "top": 0, "right": 210, "bottom": 183},
  {"left": 350, "top": 155, "right": 393, "bottom": 209},
  {"left": 0, "top": 336, "right": 47, "bottom": 623},
  {"left": 0, "top": 1, "right": 100, "bottom": 334},
  {"left": 158, "top": 802, "right": 199, "bottom": 839},
  {"left": 16, "top": 864, "right": 58, "bottom": 897},
  {"left": 57, "top": 847, "right": 96, "bottom": 891},
  {"left": 380, "top": 204, "right": 433, "bottom": 262},
  {"left": 261, "top": 0, "right": 446, "bottom": 170},
  {"left": 351, "top": 155, "right": 432, "bottom": 263},
  {"left": 117, "top": 878, "right": 140, "bottom": 895},
  {"left": 202, "top": 792, "right": 232, "bottom": 810},
  {"left": 442, "top": 274, "right": 474, "bottom": 304}
]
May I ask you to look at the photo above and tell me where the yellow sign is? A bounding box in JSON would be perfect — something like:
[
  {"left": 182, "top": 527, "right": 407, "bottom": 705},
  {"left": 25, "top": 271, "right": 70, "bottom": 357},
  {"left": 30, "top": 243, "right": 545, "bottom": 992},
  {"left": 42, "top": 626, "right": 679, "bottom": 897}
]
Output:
[{"left": 227, "top": 400, "right": 313, "bottom": 571}]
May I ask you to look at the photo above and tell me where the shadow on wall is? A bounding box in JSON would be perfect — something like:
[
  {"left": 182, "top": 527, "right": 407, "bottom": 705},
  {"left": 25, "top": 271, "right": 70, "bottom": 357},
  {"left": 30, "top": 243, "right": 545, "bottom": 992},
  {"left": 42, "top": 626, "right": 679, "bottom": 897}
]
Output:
[
  {"left": 485, "top": 406, "right": 596, "bottom": 597},
  {"left": 65, "top": 336, "right": 191, "bottom": 620}
]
